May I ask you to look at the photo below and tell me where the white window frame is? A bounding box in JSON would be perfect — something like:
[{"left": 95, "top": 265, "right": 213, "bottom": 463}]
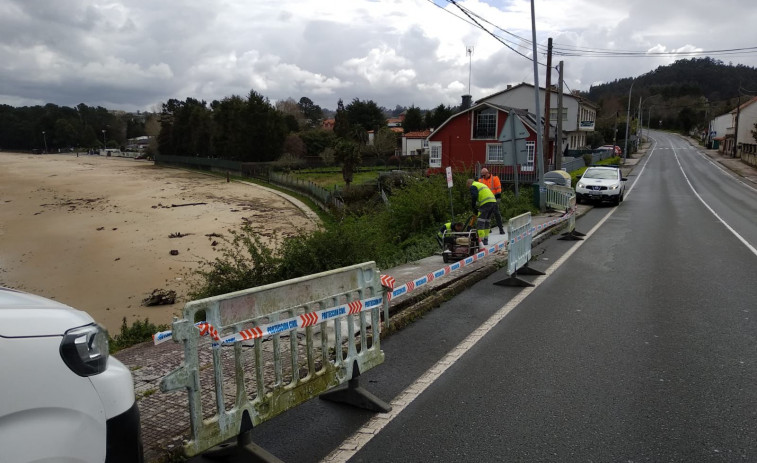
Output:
[
  {"left": 429, "top": 142, "right": 442, "bottom": 167},
  {"left": 486, "top": 143, "right": 504, "bottom": 164},
  {"left": 549, "top": 107, "right": 568, "bottom": 121},
  {"left": 522, "top": 141, "right": 535, "bottom": 171},
  {"left": 473, "top": 108, "right": 497, "bottom": 139}
]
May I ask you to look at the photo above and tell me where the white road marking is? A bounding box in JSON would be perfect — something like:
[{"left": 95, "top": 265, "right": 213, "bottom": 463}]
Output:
[
  {"left": 673, "top": 149, "right": 757, "bottom": 257},
  {"left": 321, "top": 175, "right": 639, "bottom": 462}
]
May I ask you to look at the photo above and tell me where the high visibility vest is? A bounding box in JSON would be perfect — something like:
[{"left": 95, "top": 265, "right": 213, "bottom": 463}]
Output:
[
  {"left": 479, "top": 175, "right": 502, "bottom": 196},
  {"left": 437, "top": 222, "right": 453, "bottom": 239},
  {"left": 472, "top": 181, "right": 496, "bottom": 208}
]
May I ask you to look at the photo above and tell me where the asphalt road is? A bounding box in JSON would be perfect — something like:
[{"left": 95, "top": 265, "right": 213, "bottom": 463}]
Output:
[
  {"left": 346, "top": 131, "right": 757, "bottom": 462},
  {"left": 191, "top": 132, "right": 757, "bottom": 462}
]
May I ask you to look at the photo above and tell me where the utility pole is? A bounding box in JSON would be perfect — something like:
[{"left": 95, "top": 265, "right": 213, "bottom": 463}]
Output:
[
  {"left": 542, "top": 38, "right": 553, "bottom": 170},
  {"left": 529, "top": 0, "right": 545, "bottom": 212},
  {"left": 623, "top": 79, "right": 635, "bottom": 163},
  {"left": 637, "top": 96, "right": 642, "bottom": 150},
  {"left": 733, "top": 93, "right": 741, "bottom": 158},
  {"left": 556, "top": 60, "right": 564, "bottom": 170}
]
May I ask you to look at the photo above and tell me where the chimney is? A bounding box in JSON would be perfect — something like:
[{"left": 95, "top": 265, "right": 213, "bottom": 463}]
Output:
[
  {"left": 507, "top": 84, "right": 512, "bottom": 89},
  {"left": 461, "top": 94, "right": 472, "bottom": 110}
]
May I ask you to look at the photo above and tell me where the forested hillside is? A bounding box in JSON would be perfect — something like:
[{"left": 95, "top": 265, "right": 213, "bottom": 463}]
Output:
[{"left": 582, "top": 58, "right": 757, "bottom": 138}]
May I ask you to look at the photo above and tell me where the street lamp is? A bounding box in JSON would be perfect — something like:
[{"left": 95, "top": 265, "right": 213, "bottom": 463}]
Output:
[
  {"left": 42, "top": 131, "right": 48, "bottom": 153},
  {"left": 639, "top": 94, "right": 661, "bottom": 144},
  {"left": 623, "top": 79, "right": 635, "bottom": 163},
  {"left": 102, "top": 129, "right": 106, "bottom": 151}
]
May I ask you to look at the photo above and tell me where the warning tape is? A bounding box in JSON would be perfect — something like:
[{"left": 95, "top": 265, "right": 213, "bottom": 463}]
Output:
[
  {"left": 385, "top": 240, "right": 506, "bottom": 302},
  {"left": 386, "top": 207, "right": 577, "bottom": 302},
  {"left": 153, "top": 296, "right": 384, "bottom": 347},
  {"left": 153, "top": 321, "right": 219, "bottom": 345}
]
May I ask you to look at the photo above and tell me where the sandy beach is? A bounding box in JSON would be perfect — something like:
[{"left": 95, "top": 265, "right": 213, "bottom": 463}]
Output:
[{"left": 0, "top": 152, "right": 318, "bottom": 332}]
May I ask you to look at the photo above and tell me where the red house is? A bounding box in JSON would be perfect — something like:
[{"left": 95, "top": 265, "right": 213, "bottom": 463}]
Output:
[{"left": 426, "top": 102, "right": 553, "bottom": 183}]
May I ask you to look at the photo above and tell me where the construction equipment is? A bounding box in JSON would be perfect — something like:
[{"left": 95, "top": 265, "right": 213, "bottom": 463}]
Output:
[{"left": 440, "top": 215, "right": 480, "bottom": 263}]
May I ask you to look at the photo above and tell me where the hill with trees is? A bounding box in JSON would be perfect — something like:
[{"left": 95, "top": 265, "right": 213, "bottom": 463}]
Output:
[{"left": 582, "top": 58, "right": 757, "bottom": 143}]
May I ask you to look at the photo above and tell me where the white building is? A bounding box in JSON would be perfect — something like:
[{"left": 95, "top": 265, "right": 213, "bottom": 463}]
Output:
[
  {"left": 722, "top": 96, "right": 757, "bottom": 156},
  {"left": 476, "top": 82, "right": 598, "bottom": 153}
]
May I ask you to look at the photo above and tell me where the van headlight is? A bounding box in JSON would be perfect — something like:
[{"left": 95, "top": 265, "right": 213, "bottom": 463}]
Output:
[{"left": 60, "top": 324, "right": 109, "bottom": 376}]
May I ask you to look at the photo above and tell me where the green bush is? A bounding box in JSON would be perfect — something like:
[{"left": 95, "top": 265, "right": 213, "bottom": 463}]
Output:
[
  {"left": 187, "top": 169, "right": 536, "bottom": 299},
  {"left": 109, "top": 317, "right": 169, "bottom": 353}
]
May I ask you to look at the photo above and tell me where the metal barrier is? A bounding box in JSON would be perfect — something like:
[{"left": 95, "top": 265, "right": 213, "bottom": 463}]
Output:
[
  {"left": 559, "top": 194, "right": 585, "bottom": 241},
  {"left": 495, "top": 212, "right": 545, "bottom": 287},
  {"left": 160, "top": 262, "right": 389, "bottom": 457},
  {"left": 545, "top": 184, "right": 574, "bottom": 211}
]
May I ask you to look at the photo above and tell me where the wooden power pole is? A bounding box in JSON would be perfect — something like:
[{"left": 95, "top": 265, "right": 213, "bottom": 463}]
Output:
[
  {"left": 542, "top": 38, "right": 553, "bottom": 170},
  {"left": 556, "top": 60, "right": 564, "bottom": 170}
]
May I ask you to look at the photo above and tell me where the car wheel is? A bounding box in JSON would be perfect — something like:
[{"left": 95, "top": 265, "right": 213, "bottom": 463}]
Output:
[
  {"left": 612, "top": 195, "right": 620, "bottom": 206},
  {"left": 619, "top": 191, "right": 624, "bottom": 203}
]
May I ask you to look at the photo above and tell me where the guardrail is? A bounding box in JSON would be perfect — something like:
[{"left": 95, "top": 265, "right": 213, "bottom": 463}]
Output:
[{"left": 159, "top": 262, "right": 390, "bottom": 458}]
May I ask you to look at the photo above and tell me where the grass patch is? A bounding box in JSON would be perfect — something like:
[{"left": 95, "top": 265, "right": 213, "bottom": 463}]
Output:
[{"left": 109, "top": 317, "right": 169, "bottom": 353}]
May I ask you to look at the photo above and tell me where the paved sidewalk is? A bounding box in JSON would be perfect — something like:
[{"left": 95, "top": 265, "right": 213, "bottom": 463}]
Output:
[{"left": 682, "top": 137, "right": 757, "bottom": 187}]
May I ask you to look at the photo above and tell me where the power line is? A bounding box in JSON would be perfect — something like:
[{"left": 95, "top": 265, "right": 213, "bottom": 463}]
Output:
[
  {"left": 426, "top": 0, "right": 757, "bottom": 62},
  {"left": 447, "top": 0, "right": 543, "bottom": 65}
]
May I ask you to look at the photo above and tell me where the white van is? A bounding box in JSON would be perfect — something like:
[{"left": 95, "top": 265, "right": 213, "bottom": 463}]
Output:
[{"left": 0, "top": 287, "right": 144, "bottom": 462}]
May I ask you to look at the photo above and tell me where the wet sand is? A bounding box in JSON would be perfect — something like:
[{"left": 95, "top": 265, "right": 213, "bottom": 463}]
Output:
[{"left": 0, "top": 152, "right": 317, "bottom": 331}]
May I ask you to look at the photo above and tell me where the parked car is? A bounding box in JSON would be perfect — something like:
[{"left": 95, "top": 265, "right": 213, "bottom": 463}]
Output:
[
  {"left": 0, "top": 287, "right": 143, "bottom": 462},
  {"left": 575, "top": 166, "right": 627, "bottom": 205},
  {"left": 597, "top": 144, "right": 622, "bottom": 156}
]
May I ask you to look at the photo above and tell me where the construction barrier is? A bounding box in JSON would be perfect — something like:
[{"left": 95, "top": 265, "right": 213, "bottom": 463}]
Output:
[
  {"left": 545, "top": 184, "right": 574, "bottom": 211},
  {"left": 506, "top": 212, "right": 533, "bottom": 276},
  {"left": 493, "top": 212, "right": 546, "bottom": 287},
  {"left": 159, "top": 262, "right": 389, "bottom": 457}
]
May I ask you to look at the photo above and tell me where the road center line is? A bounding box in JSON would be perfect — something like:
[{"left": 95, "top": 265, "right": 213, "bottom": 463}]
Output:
[{"left": 673, "top": 149, "right": 757, "bottom": 257}]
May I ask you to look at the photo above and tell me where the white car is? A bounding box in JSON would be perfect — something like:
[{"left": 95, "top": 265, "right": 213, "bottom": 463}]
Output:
[
  {"left": 576, "top": 166, "right": 627, "bottom": 206},
  {"left": 0, "top": 287, "right": 143, "bottom": 462}
]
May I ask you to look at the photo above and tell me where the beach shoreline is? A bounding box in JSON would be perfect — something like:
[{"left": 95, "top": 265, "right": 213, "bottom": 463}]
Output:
[{"left": 0, "top": 152, "right": 316, "bottom": 331}]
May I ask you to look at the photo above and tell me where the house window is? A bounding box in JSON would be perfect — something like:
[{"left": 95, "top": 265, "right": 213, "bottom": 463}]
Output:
[
  {"left": 473, "top": 108, "right": 497, "bottom": 139},
  {"left": 522, "top": 141, "right": 535, "bottom": 171},
  {"left": 429, "top": 142, "right": 442, "bottom": 167},
  {"left": 549, "top": 108, "right": 568, "bottom": 121},
  {"left": 486, "top": 143, "right": 504, "bottom": 164},
  {"left": 422, "top": 139, "right": 429, "bottom": 148}
]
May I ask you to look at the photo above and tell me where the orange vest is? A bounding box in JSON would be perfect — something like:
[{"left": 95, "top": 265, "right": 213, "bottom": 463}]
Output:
[{"left": 479, "top": 175, "right": 502, "bottom": 196}]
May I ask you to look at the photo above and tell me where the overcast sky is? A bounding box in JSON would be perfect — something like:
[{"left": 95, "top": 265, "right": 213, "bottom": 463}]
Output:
[{"left": 1, "top": 0, "right": 755, "bottom": 113}]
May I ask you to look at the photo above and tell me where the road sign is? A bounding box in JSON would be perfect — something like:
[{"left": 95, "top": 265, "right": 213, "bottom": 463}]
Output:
[
  {"left": 502, "top": 138, "right": 529, "bottom": 164},
  {"left": 499, "top": 115, "right": 529, "bottom": 142},
  {"left": 445, "top": 166, "right": 453, "bottom": 188}
]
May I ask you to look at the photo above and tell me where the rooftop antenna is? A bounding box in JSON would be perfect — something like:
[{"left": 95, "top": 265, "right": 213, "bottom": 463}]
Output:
[{"left": 466, "top": 46, "right": 474, "bottom": 94}]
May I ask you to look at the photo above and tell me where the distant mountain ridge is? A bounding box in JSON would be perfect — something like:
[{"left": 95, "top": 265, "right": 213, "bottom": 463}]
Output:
[{"left": 586, "top": 57, "right": 757, "bottom": 112}]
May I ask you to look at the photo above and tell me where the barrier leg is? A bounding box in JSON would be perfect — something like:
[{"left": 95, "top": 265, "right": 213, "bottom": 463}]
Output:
[
  {"left": 494, "top": 272, "right": 534, "bottom": 287},
  {"left": 202, "top": 431, "right": 284, "bottom": 463},
  {"left": 559, "top": 230, "right": 585, "bottom": 241},
  {"left": 320, "top": 377, "right": 392, "bottom": 413},
  {"left": 516, "top": 264, "right": 546, "bottom": 276}
]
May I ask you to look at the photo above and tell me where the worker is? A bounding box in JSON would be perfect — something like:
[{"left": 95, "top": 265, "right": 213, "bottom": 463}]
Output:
[
  {"left": 436, "top": 221, "right": 465, "bottom": 250},
  {"left": 466, "top": 179, "right": 497, "bottom": 245},
  {"left": 479, "top": 168, "right": 505, "bottom": 234}
]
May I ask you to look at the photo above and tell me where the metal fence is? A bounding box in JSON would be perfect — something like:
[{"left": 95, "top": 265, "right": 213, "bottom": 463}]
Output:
[
  {"left": 160, "top": 262, "right": 388, "bottom": 457},
  {"left": 154, "top": 154, "right": 343, "bottom": 210},
  {"left": 267, "top": 171, "right": 344, "bottom": 209}
]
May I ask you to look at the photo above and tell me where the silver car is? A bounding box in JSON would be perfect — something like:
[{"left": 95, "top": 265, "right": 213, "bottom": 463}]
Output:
[{"left": 575, "top": 166, "right": 627, "bottom": 206}]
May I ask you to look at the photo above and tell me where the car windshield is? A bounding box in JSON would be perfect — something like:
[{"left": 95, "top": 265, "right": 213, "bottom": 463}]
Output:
[{"left": 583, "top": 169, "right": 617, "bottom": 180}]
